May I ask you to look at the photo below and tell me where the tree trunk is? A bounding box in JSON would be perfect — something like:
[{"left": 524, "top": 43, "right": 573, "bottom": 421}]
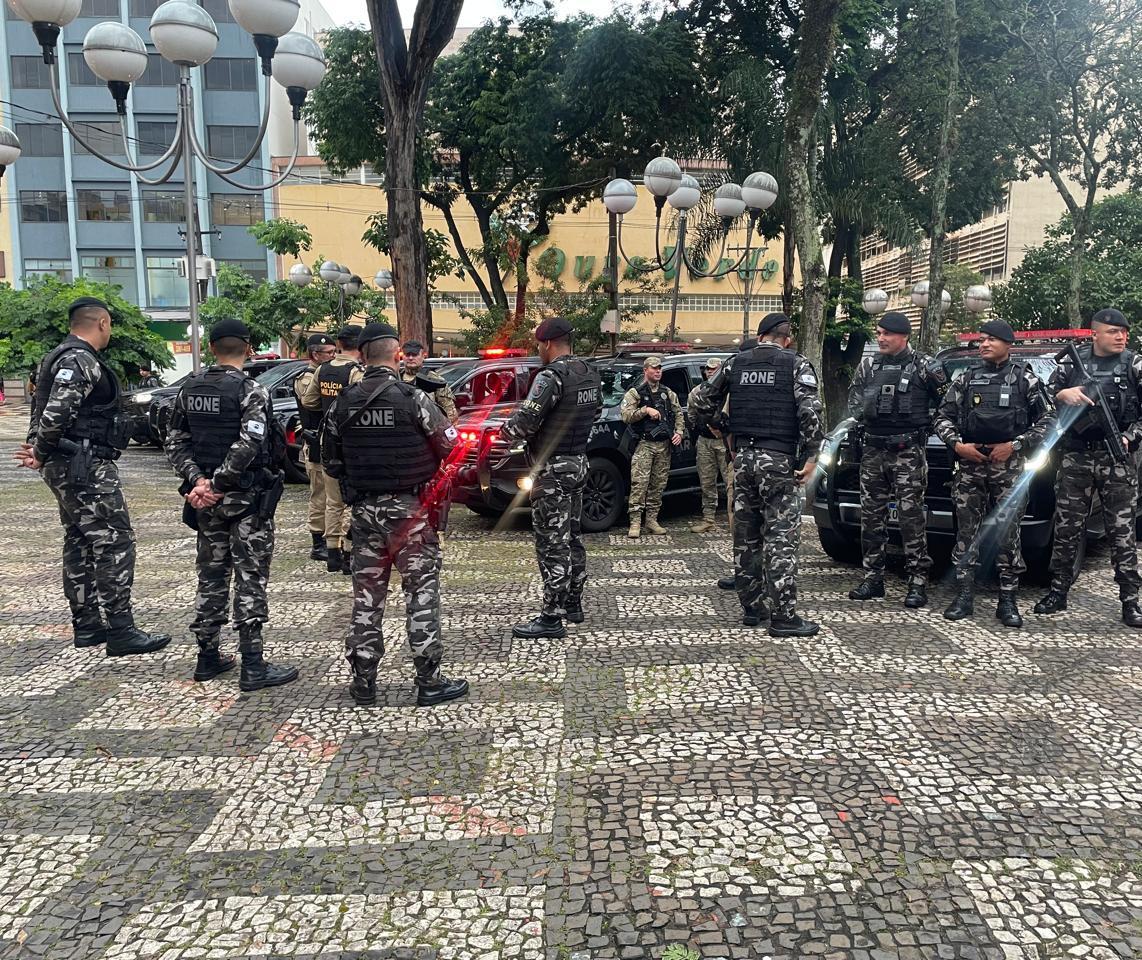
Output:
[
  {"left": 782, "top": 206, "right": 796, "bottom": 317},
  {"left": 474, "top": 209, "right": 511, "bottom": 311},
  {"left": 366, "top": 0, "right": 464, "bottom": 344},
  {"left": 782, "top": 0, "right": 843, "bottom": 398},
  {"left": 920, "top": 0, "right": 960, "bottom": 355},
  {"left": 1066, "top": 215, "right": 1087, "bottom": 326}
]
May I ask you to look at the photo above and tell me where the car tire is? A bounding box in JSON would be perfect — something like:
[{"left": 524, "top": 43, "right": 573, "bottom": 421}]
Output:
[
  {"left": 817, "top": 526, "right": 862, "bottom": 565},
  {"left": 581, "top": 457, "right": 626, "bottom": 533}
]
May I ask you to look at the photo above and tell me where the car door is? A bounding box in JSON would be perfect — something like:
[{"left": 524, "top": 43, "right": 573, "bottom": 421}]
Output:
[{"left": 661, "top": 365, "right": 698, "bottom": 486}]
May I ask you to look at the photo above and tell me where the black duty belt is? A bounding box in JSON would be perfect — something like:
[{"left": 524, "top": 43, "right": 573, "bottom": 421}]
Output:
[
  {"left": 1064, "top": 434, "right": 1116, "bottom": 453},
  {"left": 864, "top": 431, "right": 927, "bottom": 452}
]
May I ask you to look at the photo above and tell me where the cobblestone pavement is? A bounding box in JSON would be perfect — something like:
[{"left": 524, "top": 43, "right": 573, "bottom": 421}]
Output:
[{"left": 1, "top": 405, "right": 1140, "bottom": 960}]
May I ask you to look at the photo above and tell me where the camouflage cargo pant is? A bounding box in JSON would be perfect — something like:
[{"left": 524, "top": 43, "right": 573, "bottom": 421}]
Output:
[
  {"left": 190, "top": 493, "right": 273, "bottom": 651},
  {"left": 696, "top": 435, "right": 733, "bottom": 523},
  {"left": 348, "top": 493, "right": 443, "bottom": 681},
  {"left": 950, "top": 457, "right": 1028, "bottom": 590},
  {"left": 306, "top": 460, "right": 327, "bottom": 535},
  {"left": 530, "top": 454, "right": 588, "bottom": 616},
  {"left": 1050, "top": 448, "right": 1140, "bottom": 599},
  {"left": 629, "top": 439, "right": 672, "bottom": 518},
  {"left": 42, "top": 457, "right": 136, "bottom": 630},
  {"left": 325, "top": 477, "right": 350, "bottom": 549},
  {"left": 733, "top": 447, "right": 803, "bottom": 619},
  {"left": 859, "top": 444, "right": 931, "bottom": 583}
]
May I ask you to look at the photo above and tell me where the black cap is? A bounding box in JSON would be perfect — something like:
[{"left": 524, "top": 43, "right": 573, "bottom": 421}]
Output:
[
  {"left": 68, "top": 296, "right": 110, "bottom": 320},
  {"left": 878, "top": 311, "right": 911, "bottom": 335},
  {"left": 1092, "top": 308, "right": 1129, "bottom": 329},
  {"left": 337, "top": 324, "right": 363, "bottom": 347},
  {"left": 402, "top": 339, "right": 424, "bottom": 354},
  {"left": 758, "top": 312, "right": 790, "bottom": 336},
  {"left": 979, "top": 319, "right": 1015, "bottom": 344},
  {"left": 306, "top": 332, "right": 334, "bottom": 349},
  {"left": 739, "top": 339, "right": 756, "bottom": 352},
  {"left": 535, "top": 316, "right": 573, "bottom": 341},
  {"left": 357, "top": 321, "right": 399, "bottom": 348},
  {"left": 208, "top": 317, "right": 250, "bottom": 344}
]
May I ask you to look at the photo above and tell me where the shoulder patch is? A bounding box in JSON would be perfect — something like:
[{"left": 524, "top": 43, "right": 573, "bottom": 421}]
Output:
[
  {"left": 54, "top": 367, "right": 75, "bottom": 383},
  {"left": 445, "top": 426, "right": 459, "bottom": 441},
  {"left": 247, "top": 420, "right": 266, "bottom": 437},
  {"left": 799, "top": 372, "right": 819, "bottom": 386}
]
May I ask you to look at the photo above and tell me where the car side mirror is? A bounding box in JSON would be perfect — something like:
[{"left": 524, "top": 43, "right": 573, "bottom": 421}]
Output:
[
  {"left": 272, "top": 386, "right": 291, "bottom": 400},
  {"left": 454, "top": 392, "right": 472, "bottom": 409}
]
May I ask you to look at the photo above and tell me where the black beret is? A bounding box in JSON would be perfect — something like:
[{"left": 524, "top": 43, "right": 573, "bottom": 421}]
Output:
[
  {"left": 208, "top": 317, "right": 250, "bottom": 344},
  {"left": 535, "top": 316, "right": 573, "bottom": 341},
  {"left": 979, "top": 319, "right": 1015, "bottom": 343},
  {"left": 758, "top": 312, "right": 791, "bottom": 336},
  {"left": 337, "top": 324, "right": 363, "bottom": 346},
  {"left": 68, "top": 296, "right": 110, "bottom": 320},
  {"left": 402, "top": 340, "right": 425, "bottom": 354},
  {"left": 306, "top": 333, "right": 334, "bottom": 349},
  {"left": 1092, "top": 308, "right": 1128, "bottom": 329},
  {"left": 357, "top": 321, "right": 399, "bottom": 348},
  {"left": 878, "top": 311, "right": 911, "bottom": 335}
]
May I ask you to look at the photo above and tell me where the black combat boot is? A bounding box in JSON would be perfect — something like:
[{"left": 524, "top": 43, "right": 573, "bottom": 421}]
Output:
[
  {"left": 995, "top": 590, "right": 1023, "bottom": 628},
  {"left": 717, "top": 575, "right": 737, "bottom": 591},
  {"left": 415, "top": 660, "right": 470, "bottom": 707},
  {"left": 309, "top": 532, "right": 328, "bottom": 562},
  {"left": 943, "top": 583, "right": 974, "bottom": 621},
  {"left": 73, "top": 621, "right": 107, "bottom": 648},
  {"left": 1122, "top": 600, "right": 1142, "bottom": 628},
  {"left": 238, "top": 626, "right": 298, "bottom": 692},
  {"left": 769, "top": 614, "right": 819, "bottom": 637},
  {"left": 341, "top": 550, "right": 352, "bottom": 576},
  {"left": 105, "top": 616, "right": 172, "bottom": 657},
  {"left": 349, "top": 663, "right": 377, "bottom": 706},
  {"left": 904, "top": 581, "right": 928, "bottom": 609},
  {"left": 511, "top": 613, "right": 566, "bottom": 639},
  {"left": 193, "top": 646, "right": 236, "bottom": 682},
  {"left": 742, "top": 606, "right": 769, "bottom": 627},
  {"left": 325, "top": 547, "right": 342, "bottom": 574},
  {"left": 1033, "top": 589, "right": 1068, "bottom": 614},
  {"left": 848, "top": 578, "right": 885, "bottom": 601},
  {"left": 565, "top": 596, "right": 585, "bottom": 624}
]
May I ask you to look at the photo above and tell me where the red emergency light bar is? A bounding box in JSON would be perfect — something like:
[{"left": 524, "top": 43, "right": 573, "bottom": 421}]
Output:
[
  {"left": 622, "top": 341, "right": 694, "bottom": 352},
  {"left": 956, "top": 329, "right": 1093, "bottom": 342},
  {"left": 478, "top": 347, "right": 528, "bottom": 358}
]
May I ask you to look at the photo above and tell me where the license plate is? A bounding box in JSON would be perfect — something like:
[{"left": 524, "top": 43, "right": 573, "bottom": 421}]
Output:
[{"left": 888, "top": 502, "right": 898, "bottom": 523}]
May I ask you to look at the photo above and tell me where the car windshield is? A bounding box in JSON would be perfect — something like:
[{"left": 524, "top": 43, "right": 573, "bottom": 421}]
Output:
[
  {"left": 255, "top": 362, "right": 303, "bottom": 388},
  {"left": 942, "top": 355, "right": 1056, "bottom": 383},
  {"left": 440, "top": 361, "right": 478, "bottom": 386},
  {"left": 598, "top": 364, "right": 646, "bottom": 406}
]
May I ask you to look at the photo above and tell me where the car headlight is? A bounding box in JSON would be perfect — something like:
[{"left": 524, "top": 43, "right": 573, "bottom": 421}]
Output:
[
  {"left": 1023, "top": 449, "right": 1050, "bottom": 472},
  {"left": 516, "top": 477, "right": 534, "bottom": 492},
  {"left": 132, "top": 392, "right": 154, "bottom": 404},
  {"left": 818, "top": 451, "right": 833, "bottom": 468}
]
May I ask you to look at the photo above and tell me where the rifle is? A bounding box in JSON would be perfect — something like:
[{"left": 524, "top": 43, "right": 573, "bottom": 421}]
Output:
[
  {"left": 1056, "top": 342, "right": 1129, "bottom": 463},
  {"left": 419, "top": 455, "right": 475, "bottom": 534}
]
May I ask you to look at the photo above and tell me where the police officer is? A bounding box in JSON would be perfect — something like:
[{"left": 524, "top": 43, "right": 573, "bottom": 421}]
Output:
[
  {"left": 689, "top": 313, "right": 823, "bottom": 637},
  {"left": 690, "top": 357, "right": 733, "bottom": 535},
  {"left": 934, "top": 319, "right": 1054, "bottom": 626},
  {"left": 1035, "top": 308, "right": 1142, "bottom": 626},
  {"left": 401, "top": 340, "right": 459, "bottom": 423},
  {"left": 164, "top": 318, "right": 298, "bottom": 690},
  {"left": 322, "top": 321, "right": 469, "bottom": 707},
  {"left": 294, "top": 332, "right": 337, "bottom": 562},
  {"left": 621, "top": 355, "right": 684, "bottom": 538},
  {"left": 137, "top": 365, "right": 162, "bottom": 389},
  {"left": 846, "top": 311, "right": 946, "bottom": 608},
  {"left": 501, "top": 317, "right": 602, "bottom": 639},
  {"left": 15, "top": 297, "right": 170, "bottom": 656},
  {"left": 301, "top": 325, "right": 363, "bottom": 574}
]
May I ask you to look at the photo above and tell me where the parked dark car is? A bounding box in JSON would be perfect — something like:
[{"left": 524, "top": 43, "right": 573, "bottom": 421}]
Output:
[
  {"left": 124, "top": 377, "right": 185, "bottom": 444},
  {"left": 452, "top": 352, "right": 732, "bottom": 532}
]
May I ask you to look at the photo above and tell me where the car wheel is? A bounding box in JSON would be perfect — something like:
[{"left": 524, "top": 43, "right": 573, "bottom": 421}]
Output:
[
  {"left": 581, "top": 457, "right": 626, "bottom": 533},
  {"left": 817, "top": 526, "right": 862, "bottom": 565}
]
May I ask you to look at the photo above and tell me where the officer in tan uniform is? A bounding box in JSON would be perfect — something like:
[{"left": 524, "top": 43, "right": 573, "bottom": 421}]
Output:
[{"left": 294, "top": 332, "right": 336, "bottom": 562}]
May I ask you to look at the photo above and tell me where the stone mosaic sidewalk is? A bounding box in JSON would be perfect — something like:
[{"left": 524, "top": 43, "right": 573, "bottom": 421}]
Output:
[{"left": 0, "top": 411, "right": 1140, "bottom": 960}]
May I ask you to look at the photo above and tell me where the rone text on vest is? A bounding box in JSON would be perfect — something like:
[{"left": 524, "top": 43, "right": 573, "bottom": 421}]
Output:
[
  {"left": 355, "top": 407, "right": 396, "bottom": 428},
  {"left": 187, "top": 395, "right": 221, "bottom": 414},
  {"left": 576, "top": 387, "right": 599, "bottom": 405},
  {"left": 740, "top": 370, "right": 776, "bottom": 386}
]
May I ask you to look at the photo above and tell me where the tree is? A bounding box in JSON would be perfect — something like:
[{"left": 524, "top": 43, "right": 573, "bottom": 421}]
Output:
[
  {"left": 248, "top": 218, "right": 313, "bottom": 258},
  {"left": 360, "top": 212, "right": 463, "bottom": 293},
  {"left": 0, "top": 277, "right": 172, "bottom": 384}
]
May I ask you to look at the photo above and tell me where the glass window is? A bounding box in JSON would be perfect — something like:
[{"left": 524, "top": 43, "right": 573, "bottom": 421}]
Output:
[
  {"left": 222, "top": 259, "right": 268, "bottom": 282},
  {"left": 10, "top": 55, "right": 50, "bottom": 88},
  {"left": 23, "top": 258, "right": 73, "bottom": 282},
  {"left": 129, "top": 0, "right": 161, "bottom": 16},
  {"left": 136, "top": 53, "right": 180, "bottom": 86},
  {"left": 72, "top": 120, "right": 126, "bottom": 156},
  {"left": 80, "top": 0, "right": 121, "bottom": 14},
  {"left": 206, "top": 125, "right": 259, "bottom": 160},
  {"left": 67, "top": 52, "right": 100, "bottom": 85},
  {"left": 198, "top": 0, "right": 233, "bottom": 20},
  {"left": 19, "top": 190, "right": 68, "bottom": 223},
  {"left": 598, "top": 363, "right": 643, "bottom": 406},
  {"left": 141, "top": 189, "right": 182, "bottom": 222},
  {"left": 210, "top": 193, "right": 263, "bottom": 226},
  {"left": 14, "top": 123, "right": 63, "bottom": 157},
  {"left": 136, "top": 120, "right": 178, "bottom": 156},
  {"left": 462, "top": 367, "right": 517, "bottom": 406},
  {"left": 204, "top": 58, "right": 256, "bottom": 91},
  {"left": 661, "top": 368, "right": 690, "bottom": 403},
  {"left": 80, "top": 254, "right": 135, "bottom": 292},
  {"left": 145, "top": 255, "right": 188, "bottom": 307},
  {"left": 76, "top": 189, "right": 131, "bottom": 221}
]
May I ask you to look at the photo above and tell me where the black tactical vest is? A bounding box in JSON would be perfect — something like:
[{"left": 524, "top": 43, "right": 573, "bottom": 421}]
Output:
[
  {"left": 318, "top": 359, "right": 358, "bottom": 414},
  {"left": 31, "top": 336, "right": 127, "bottom": 452},
  {"left": 535, "top": 358, "right": 601, "bottom": 458},
  {"left": 728, "top": 346, "right": 799, "bottom": 454},
  {"left": 182, "top": 367, "right": 270, "bottom": 478},
  {"left": 339, "top": 373, "right": 438, "bottom": 493},
  {"left": 1072, "top": 346, "right": 1140, "bottom": 437},
  {"left": 959, "top": 361, "right": 1031, "bottom": 444},
  {"left": 631, "top": 383, "right": 675, "bottom": 442},
  {"left": 862, "top": 351, "right": 932, "bottom": 436},
  {"left": 296, "top": 367, "right": 323, "bottom": 461}
]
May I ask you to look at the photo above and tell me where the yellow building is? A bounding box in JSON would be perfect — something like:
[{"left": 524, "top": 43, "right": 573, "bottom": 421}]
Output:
[{"left": 271, "top": 156, "right": 790, "bottom": 349}]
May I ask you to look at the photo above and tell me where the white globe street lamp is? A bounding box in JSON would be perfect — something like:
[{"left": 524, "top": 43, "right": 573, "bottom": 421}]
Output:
[
  {"left": 602, "top": 178, "right": 637, "bottom": 217},
  {"left": 83, "top": 22, "right": 148, "bottom": 83},
  {"left": 150, "top": 1, "right": 219, "bottom": 67},
  {"left": 642, "top": 156, "right": 682, "bottom": 200},
  {"left": 667, "top": 174, "right": 701, "bottom": 212},
  {"left": 0, "top": 126, "right": 21, "bottom": 179},
  {"left": 343, "top": 275, "right": 362, "bottom": 297},
  {"left": 862, "top": 288, "right": 889, "bottom": 316},
  {"left": 319, "top": 260, "right": 341, "bottom": 283},
  {"left": 289, "top": 263, "right": 312, "bottom": 287},
  {"left": 965, "top": 284, "right": 993, "bottom": 314},
  {"left": 373, "top": 269, "right": 393, "bottom": 290},
  {"left": 742, "top": 171, "right": 779, "bottom": 211},
  {"left": 713, "top": 182, "right": 746, "bottom": 220}
]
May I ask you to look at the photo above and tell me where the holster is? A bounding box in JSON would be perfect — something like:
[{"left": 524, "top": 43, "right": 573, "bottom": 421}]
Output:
[
  {"left": 850, "top": 426, "right": 865, "bottom": 462},
  {"left": 56, "top": 437, "right": 93, "bottom": 485},
  {"left": 255, "top": 470, "right": 285, "bottom": 524},
  {"left": 177, "top": 479, "right": 199, "bottom": 531}
]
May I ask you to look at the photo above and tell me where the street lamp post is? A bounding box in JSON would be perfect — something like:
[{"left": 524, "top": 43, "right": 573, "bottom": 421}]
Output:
[
  {"left": 291, "top": 259, "right": 363, "bottom": 325},
  {"left": 5, "top": 0, "right": 326, "bottom": 373},
  {"left": 602, "top": 157, "right": 779, "bottom": 345}
]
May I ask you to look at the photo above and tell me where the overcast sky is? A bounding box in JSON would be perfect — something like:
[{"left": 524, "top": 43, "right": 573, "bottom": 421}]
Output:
[{"left": 329, "top": 0, "right": 618, "bottom": 29}]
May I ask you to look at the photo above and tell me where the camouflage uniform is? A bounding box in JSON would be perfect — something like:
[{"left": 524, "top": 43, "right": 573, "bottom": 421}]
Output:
[
  {"left": 847, "top": 349, "right": 945, "bottom": 585},
  {"left": 695, "top": 435, "right": 732, "bottom": 523},
  {"left": 28, "top": 336, "right": 137, "bottom": 636},
  {"left": 689, "top": 346, "right": 824, "bottom": 620},
  {"left": 621, "top": 383, "right": 684, "bottom": 522},
  {"left": 401, "top": 368, "right": 460, "bottom": 423},
  {"left": 165, "top": 370, "right": 276, "bottom": 650},
  {"left": 1045, "top": 348, "right": 1142, "bottom": 600},
  {"left": 322, "top": 368, "right": 459, "bottom": 681},
  {"left": 934, "top": 362, "right": 1054, "bottom": 589},
  {"left": 294, "top": 363, "right": 328, "bottom": 539}
]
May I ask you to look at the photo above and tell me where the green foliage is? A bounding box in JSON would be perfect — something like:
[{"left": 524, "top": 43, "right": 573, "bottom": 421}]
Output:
[
  {"left": 248, "top": 218, "right": 312, "bottom": 257},
  {"left": 938, "top": 262, "right": 987, "bottom": 340},
  {"left": 361, "top": 213, "right": 463, "bottom": 290},
  {"left": 0, "top": 277, "right": 172, "bottom": 383}
]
